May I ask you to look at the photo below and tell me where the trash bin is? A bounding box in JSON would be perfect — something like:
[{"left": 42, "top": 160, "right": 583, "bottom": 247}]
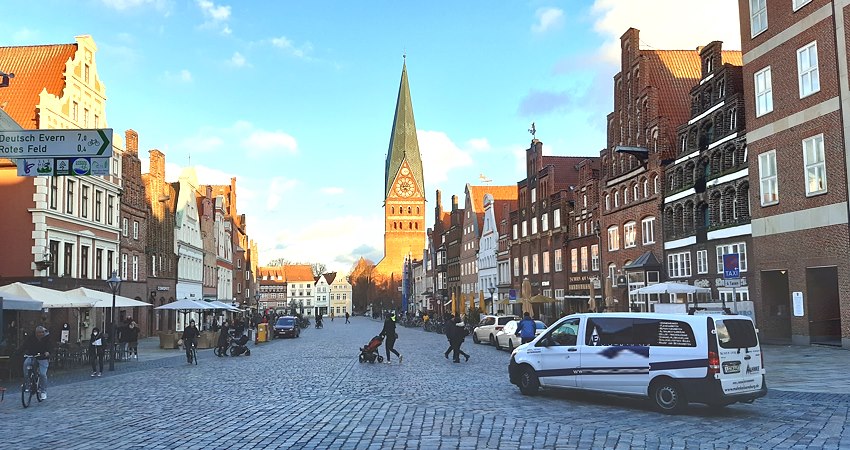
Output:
[{"left": 257, "top": 323, "right": 268, "bottom": 342}]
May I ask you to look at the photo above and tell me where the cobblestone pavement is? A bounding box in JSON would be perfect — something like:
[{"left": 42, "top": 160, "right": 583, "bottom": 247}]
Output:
[{"left": 1, "top": 317, "right": 849, "bottom": 449}]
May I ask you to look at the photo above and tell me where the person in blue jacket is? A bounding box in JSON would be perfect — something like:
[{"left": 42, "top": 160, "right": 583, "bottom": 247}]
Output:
[{"left": 516, "top": 312, "right": 537, "bottom": 344}]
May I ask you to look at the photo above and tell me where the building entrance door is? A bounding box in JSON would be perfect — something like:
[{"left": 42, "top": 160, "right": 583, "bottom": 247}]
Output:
[
  {"left": 806, "top": 266, "right": 841, "bottom": 346},
  {"left": 761, "top": 270, "right": 791, "bottom": 341}
]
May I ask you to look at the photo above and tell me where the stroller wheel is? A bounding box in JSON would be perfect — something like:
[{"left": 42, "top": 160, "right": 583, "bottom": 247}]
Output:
[
  {"left": 377, "top": 356, "right": 384, "bottom": 363},
  {"left": 245, "top": 349, "right": 251, "bottom": 356},
  {"left": 358, "top": 354, "right": 365, "bottom": 363}
]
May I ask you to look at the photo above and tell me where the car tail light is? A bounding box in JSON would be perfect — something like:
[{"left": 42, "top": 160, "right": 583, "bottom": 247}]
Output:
[
  {"left": 708, "top": 351, "right": 720, "bottom": 376},
  {"left": 495, "top": 326, "right": 503, "bottom": 331}
]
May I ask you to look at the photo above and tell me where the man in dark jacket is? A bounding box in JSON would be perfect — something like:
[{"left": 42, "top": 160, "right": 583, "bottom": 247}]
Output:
[
  {"left": 446, "top": 316, "right": 470, "bottom": 363},
  {"left": 379, "top": 312, "right": 402, "bottom": 364},
  {"left": 21, "top": 326, "right": 52, "bottom": 400},
  {"left": 216, "top": 320, "right": 230, "bottom": 357},
  {"left": 181, "top": 320, "right": 200, "bottom": 364}
]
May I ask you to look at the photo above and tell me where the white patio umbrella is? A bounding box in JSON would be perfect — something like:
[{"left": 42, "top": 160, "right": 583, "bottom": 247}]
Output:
[
  {"left": 154, "top": 299, "right": 217, "bottom": 311},
  {"left": 628, "top": 282, "right": 711, "bottom": 295},
  {"left": 0, "top": 282, "right": 93, "bottom": 308},
  {"left": 206, "top": 301, "right": 241, "bottom": 312},
  {"left": 0, "top": 282, "right": 45, "bottom": 311},
  {"left": 65, "top": 287, "right": 152, "bottom": 308}
]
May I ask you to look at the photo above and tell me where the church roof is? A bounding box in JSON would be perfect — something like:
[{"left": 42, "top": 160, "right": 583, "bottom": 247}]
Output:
[
  {"left": 384, "top": 61, "right": 424, "bottom": 198},
  {"left": 0, "top": 42, "right": 78, "bottom": 129}
]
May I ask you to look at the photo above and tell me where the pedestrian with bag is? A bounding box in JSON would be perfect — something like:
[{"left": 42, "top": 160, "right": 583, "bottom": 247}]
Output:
[
  {"left": 446, "top": 315, "right": 470, "bottom": 363},
  {"left": 345, "top": 311, "right": 350, "bottom": 324},
  {"left": 516, "top": 311, "right": 537, "bottom": 344},
  {"left": 89, "top": 327, "right": 105, "bottom": 376},
  {"left": 126, "top": 321, "right": 141, "bottom": 359}
]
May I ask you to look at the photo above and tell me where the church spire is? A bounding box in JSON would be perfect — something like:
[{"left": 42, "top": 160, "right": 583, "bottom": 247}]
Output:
[{"left": 384, "top": 58, "right": 424, "bottom": 199}]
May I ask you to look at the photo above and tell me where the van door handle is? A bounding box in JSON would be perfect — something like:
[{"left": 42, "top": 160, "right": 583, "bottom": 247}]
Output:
[
  {"left": 744, "top": 355, "right": 751, "bottom": 360},
  {"left": 567, "top": 348, "right": 577, "bottom": 352}
]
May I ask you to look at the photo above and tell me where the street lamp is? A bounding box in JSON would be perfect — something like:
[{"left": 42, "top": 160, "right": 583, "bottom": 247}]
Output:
[
  {"left": 107, "top": 271, "right": 121, "bottom": 371},
  {"left": 488, "top": 287, "right": 496, "bottom": 315}
]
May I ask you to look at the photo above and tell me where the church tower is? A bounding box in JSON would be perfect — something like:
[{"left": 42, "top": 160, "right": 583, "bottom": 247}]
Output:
[{"left": 374, "top": 58, "right": 426, "bottom": 279}]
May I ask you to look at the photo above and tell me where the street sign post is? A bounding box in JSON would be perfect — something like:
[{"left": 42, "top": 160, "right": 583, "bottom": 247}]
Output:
[
  {"left": 0, "top": 128, "right": 113, "bottom": 158},
  {"left": 722, "top": 253, "right": 741, "bottom": 313}
]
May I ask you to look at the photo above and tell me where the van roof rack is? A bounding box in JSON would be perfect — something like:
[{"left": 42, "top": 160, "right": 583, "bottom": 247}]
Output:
[{"left": 688, "top": 307, "right": 734, "bottom": 315}]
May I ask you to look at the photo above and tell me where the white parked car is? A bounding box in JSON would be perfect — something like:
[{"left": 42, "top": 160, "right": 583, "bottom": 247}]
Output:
[
  {"left": 472, "top": 315, "right": 519, "bottom": 345},
  {"left": 495, "top": 320, "right": 547, "bottom": 351}
]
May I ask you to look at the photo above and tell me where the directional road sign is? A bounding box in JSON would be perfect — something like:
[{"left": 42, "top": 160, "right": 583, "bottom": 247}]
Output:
[
  {"left": 16, "top": 157, "right": 110, "bottom": 177},
  {"left": 0, "top": 128, "right": 113, "bottom": 158}
]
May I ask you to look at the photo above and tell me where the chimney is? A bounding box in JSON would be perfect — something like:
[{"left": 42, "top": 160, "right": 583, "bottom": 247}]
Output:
[
  {"left": 451, "top": 194, "right": 458, "bottom": 212},
  {"left": 149, "top": 149, "right": 165, "bottom": 180},
  {"left": 125, "top": 129, "right": 139, "bottom": 156}
]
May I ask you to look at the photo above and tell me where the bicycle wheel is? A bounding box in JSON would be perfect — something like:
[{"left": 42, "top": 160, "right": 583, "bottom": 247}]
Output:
[{"left": 21, "top": 373, "right": 34, "bottom": 408}]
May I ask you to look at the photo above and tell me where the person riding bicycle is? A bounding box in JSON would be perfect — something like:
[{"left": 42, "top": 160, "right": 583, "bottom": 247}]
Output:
[
  {"left": 20, "top": 325, "right": 52, "bottom": 400},
  {"left": 181, "top": 320, "right": 200, "bottom": 364},
  {"left": 315, "top": 315, "right": 323, "bottom": 329}
]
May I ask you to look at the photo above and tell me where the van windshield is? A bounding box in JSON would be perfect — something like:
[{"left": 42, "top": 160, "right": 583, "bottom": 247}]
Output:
[{"left": 715, "top": 319, "right": 758, "bottom": 349}]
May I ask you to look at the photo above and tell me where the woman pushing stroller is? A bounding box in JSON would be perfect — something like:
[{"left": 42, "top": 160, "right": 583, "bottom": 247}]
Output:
[{"left": 378, "top": 312, "right": 403, "bottom": 364}]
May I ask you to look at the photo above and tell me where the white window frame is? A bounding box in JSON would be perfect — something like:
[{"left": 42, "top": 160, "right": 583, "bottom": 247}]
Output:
[
  {"left": 132, "top": 255, "right": 139, "bottom": 281},
  {"left": 570, "top": 248, "right": 578, "bottom": 273},
  {"left": 697, "top": 250, "right": 709, "bottom": 274},
  {"left": 522, "top": 221, "right": 528, "bottom": 237},
  {"left": 553, "top": 209, "right": 561, "bottom": 228},
  {"left": 532, "top": 254, "right": 539, "bottom": 275},
  {"left": 541, "top": 214, "right": 549, "bottom": 232},
  {"left": 614, "top": 191, "right": 620, "bottom": 208},
  {"left": 759, "top": 150, "right": 779, "bottom": 206},
  {"left": 513, "top": 257, "right": 520, "bottom": 277},
  {"left": 522, "top": 256, "right": 529, "bottom": 276},
  {"left": 122, "top": 218, "right": 128, "bottom": 237},
  {"left": 641, "top": 217, "right": 656, "bottom": 245},
  {"left": 531, "top": 217, "right": 538, "bottom": 235},
  {"left": 797, "top": 41, "right": 820, "bottom": 98},
  {"left": 793, "top": 0, "right": 812, "bottom": 12},
  {"left": 607, "top": 226, "right": 620, "bottom": 251},
  {"left": 554, "top": 249, "right": 563, "bottom": 272},
  {"left": 580, "top": 246, "right": 589, "bottom": 272},
  {"left": 803, "top": 134, "right": 827, "bottom": 196},
  {"left": 608, "top": 264, "right": 617, "bottom": 287},
  {"left": 624, "top": 221, "right": 637, "bottom": 248},
  {"left": 667, "top": 251, "right": 692, "bottom": 278},
  {"left": 543, "top": 251, "right": 550, "bottom": 273},
  {"left": 591, "top": 244, "right": 599, "bottom": 271},
  {"left": 605, "top": 194, "right": 610, "bottom": 211},
  {"left": 513, "top": 224, "right": 518, "bottom": 240},
  {"left": 716, "top": 243, "right": 748, "bottom": 273},
  {"left": 133, "top": 221, "right": 139, "bottom": 240},
  {"left": 750, "top": 0, "right": 768, "bottom": 38},
  {"left": 754, "top": 67, "right": 773, "bottom": 117}
]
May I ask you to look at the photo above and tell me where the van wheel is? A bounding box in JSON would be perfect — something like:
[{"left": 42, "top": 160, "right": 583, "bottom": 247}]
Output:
[
  {"left": 472, "top": 333, "right": 480, "bottom": 344},
  {"left": 651, "top": 379, "right": 687, "bottom": 414},
  {"left": 518, "top": 367, "right": 539, "bottom": 396}
]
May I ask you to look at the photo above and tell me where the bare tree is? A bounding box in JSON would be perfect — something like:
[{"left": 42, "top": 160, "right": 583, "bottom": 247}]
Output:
[
  {"left": 265, "top": 257, "right": 290, "bottom": 267},
  {"left": 311, "top": 263, "right": 327, "bottom": 277}
]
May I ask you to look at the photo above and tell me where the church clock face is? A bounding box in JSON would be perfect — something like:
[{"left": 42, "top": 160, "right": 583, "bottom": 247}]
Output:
[{"left": 395, "top": 177, "right": 415, "bottom": 197}]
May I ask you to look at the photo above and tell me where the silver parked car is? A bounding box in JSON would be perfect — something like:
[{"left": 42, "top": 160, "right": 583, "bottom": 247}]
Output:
[
  {"left": 472, "top": 315, "right": 520, "bottom": 345},
  {"left": 494, "top": 319, "right": 546, "bottom": 351}
]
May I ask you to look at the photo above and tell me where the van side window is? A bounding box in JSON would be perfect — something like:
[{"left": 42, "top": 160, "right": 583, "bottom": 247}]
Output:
[
  {"left": 586, "top": 318, "right": 639, "bottom": 346},
  {"left": 548, "top": 318, "right": 579, "bottom": 346},
  {"left": 715, "top": 319, "right": 757, "bottom": 349}
]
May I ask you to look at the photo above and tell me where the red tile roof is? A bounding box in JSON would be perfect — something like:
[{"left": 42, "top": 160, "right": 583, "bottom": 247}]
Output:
[
  {"left": 0, "top": 43, "right": 77, "bottom": 129},
  {"left": 643, "top": 50, "right": 702, "bottom": 131},
  {"left": 721, "top": 51, "right": 742, "bottom": 67},
  {"left": 284, "top": 264, "right": 315, "bottom": 282},
  {"left": 542, "top": 156, "right": 585, "bottom": 192}
]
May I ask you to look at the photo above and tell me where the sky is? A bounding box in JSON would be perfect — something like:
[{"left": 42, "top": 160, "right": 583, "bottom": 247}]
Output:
[{"left": 2, "top": 0, "right": 742, "bottom": 274}]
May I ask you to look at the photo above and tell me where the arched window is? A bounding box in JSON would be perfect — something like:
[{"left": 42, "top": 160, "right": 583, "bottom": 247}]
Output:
[
  {"left": 393, "top": 222, "right": 397, "bottom": 230},
  {"left": 614, "top": 191, "right": 620, "bottom": 208},
  {"left": 653, "top": 174, "right": 659, "bottom": 194},
  {"left": 408, "top": 206, "right": 412, "bottom": 214},
  {"left": 642, "top": 178, "right": 649, "bottom": 198},
  {"left": 632, "top": 183, "right": 639, "bottom": 201},
  {"left": 605, "top": 193, "right": 610, "bottom": 211},
  {"left": 391, "top": 206, "right": 395, "bottom": 214},
  {"left": 416, "top": 206, "right": 420, "bottom": 214},
  {"left": 623, "top": 187, "right": 629, "bottom": 204}
]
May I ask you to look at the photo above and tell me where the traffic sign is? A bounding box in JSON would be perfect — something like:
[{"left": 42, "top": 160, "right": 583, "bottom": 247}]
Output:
[
  {"left": 0, "top": 128, "right": 113, "bottom": 158},
  {"left": 723, "top": 253, "right": 740, "bottom": 279},
  {"left": 16, "top": 157, "right": 110, "bottom": 177}
]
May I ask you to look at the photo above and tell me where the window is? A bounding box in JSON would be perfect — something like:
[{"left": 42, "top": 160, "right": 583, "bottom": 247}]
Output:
[
  {"left": 65, "top": 180, "right": 75, "bottom": 214},
  {"left": 132, "top": 255, "right": 139, "bottom": 281},
  {"left": 553, "top": 209, "right": 561, "bottom": 227},
  {"left": 81, "top": 246, "right": 89, "bottom": 279},
  {"left": 63, "top": 243, "right": 74, "bottom": 277},
  {"left": 547, "top": 318, "right": 579, "bottom": 346},
  {"left": 758, "top": 150, "right": 779, "bottom": 205},
  {"left": 580, "top": 247, "right": 589, "bottom": 272},
  {"left": 591, "top": 244, "right": 599, "bottom": 271},
  {"left": 667, "top": 251, "right": 692, "bottom": 278},
  {"left": 614, "top": 191, "right": 620, "bottom": 208},
  {"left": 716, "top": 243, "right": 748, "bottom": 273},
  {"left": 624, "top": 221, "right": 637, "bottom": 248},
  {"left": 608, "top": 263, "right": 617, "bottom": 287},
  {"left": 803, "top": 134, "right": 826, "bottom": 195},
  {"left": 697, "top": 250, "right": 709, "bottom": 274},
  {"left": 607, "top": 226, "right": 620, "bottom": 251},
  {"left": 49, "top": 177, "right": 58, "bottom": 210},
  {"left": 532, "top": 254, "right": 539, "bottom": 274},
  {"left": 571, "top": 248, "right": 578, "bottom": 273},
  {"left": 531, "top": 187, "right": 537, "bottom": 203},
  {"left": 541, "top": 214, "right": 548, "bottom": 231},
  {"left": 522, "top": 221, "right": 527, "bottom": 237},
  {"left": 642, "top": 217, "right": 655, "bottom": 244},
  {"left": 582, "top": 194, "right": 587, "bottom": 208},
  {"left": 632, "top": 184, "right": 639, "bottom": 201},
  {"left": 642, "top": 179, "right": 649, "bottom": 198},
  {"left": 81, "top": 185, "right": 89, "bottom": 218},
  {"left": 72, "top": 101, "right": 79, "bottom": 121},
  {"left": 543, "top": 251, "right": 550, "bottom": 273},
  {"left": 793, "top": 0, "right": 812, "bottom": 10},
  {"left": 96, "top": 249, "right": 103, "bottom": 279},
  {"left": 653, "top": 175, "right": 659, "bottom": 194},
  {"left": 554, "top": 249, "right": 563, "bottom": 272},
  {"left": 83, "top": 107, "right": 89, "bottom": 127},
  {"left": 750, "top": 0, "right": 767, "bottom": 37},
  {"left": 605, "top": 194, "right": 610, "bottom": 211},
  {"left": 586, "top": 318, "right": 696, "bottom": 347},
  {"left": 512, "top": 224, "right": 518, "bottom": 240},
  {"left": 122, "top": 218, "right": 128, "bottom": 236},
  {"left": 95, "top": 191, "right": 102, "bottom": 222},
  {"left": 728, "top": 108, "right": 737, "bottom": 131},
  {"left": 797, "top": 42, "right": 820, "bottom": 98},
  {"left": 754, "top": 67, "right": 773, "bottom": 117},
  {"left": 107, "top": 250, "right": 114, "bottom": 278},
  {"left": 133, "top": 221, "right": 139, "bottom": 240},
  {"left": 513, "top": 257, "right": 520, "bottom": 277},
  {"left": 522, "top": 256, "right": 529, "bottom": 276},
  {"left": 531, "top": 218, "right": 537, "bottom": 235}
]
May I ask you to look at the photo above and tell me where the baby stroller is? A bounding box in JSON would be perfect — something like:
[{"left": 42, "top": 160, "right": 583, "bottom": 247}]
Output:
[
  {"left": 358, "top": 335, "right": 384, "bottom": 363},
  {"left": 229, "top": 334, "right": 251, "bottom": 357}
]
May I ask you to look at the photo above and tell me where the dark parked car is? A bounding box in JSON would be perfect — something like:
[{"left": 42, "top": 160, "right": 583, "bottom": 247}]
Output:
[{"left": 273, "top": 316, "right": 300, "bottom": 338}]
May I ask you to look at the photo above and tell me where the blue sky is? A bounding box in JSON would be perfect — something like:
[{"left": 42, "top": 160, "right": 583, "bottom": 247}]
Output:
[{"left": 3, "top": 0, "right": 741, "bottom": 273}]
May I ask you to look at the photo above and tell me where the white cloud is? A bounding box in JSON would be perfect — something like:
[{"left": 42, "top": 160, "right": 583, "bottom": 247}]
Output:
[
  {"left": 196, "top": 0, "right": 230, "bottom": 21},
  {"left": 163, "top": 69, "right": 193, "bottom": 83},
  {"left": 266, "top": 177, "right": 298, "bottom": 211},
  {"left": 591, "top": 0, "right": 741, "bottom": 63},
  {"left": 11, "top": 28, "right": 38, "bottom": 44},
  {"left": 100, "top": 0, "right": 169, "bottom": 10},
  {"left": 532, "top": 7, "right": 565, "bottom": 34},
  {"left": 321, "top": 187, "right": 344, "bottom": 195},
  {"left": 417, "top": 130, "right": 474, "bottom": 186},
  {"left": 229, "top": 51, "right": 248, "bottom": 67},
  {"left": 466, "top": 138, "right": 491, "bottom": 152},
  {"left": 242, "top": 130, "right": 298, "bottom": 156},
  {"left": 269, "top": 36, "right": 314, "bottom": 59}
]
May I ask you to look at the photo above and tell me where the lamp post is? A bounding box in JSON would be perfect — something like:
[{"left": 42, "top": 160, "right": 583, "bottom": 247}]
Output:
[
  {"left": 488, "top": 287, "right": 496, "bottom": 315},
  {"left": 107, "top": 271, "right": 122, "bottom": 371}
]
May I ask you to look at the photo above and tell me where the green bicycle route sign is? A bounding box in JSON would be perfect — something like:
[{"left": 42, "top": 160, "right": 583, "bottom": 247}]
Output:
[{"left": 0, "top": 128, "right": 113, "bottom": 158}]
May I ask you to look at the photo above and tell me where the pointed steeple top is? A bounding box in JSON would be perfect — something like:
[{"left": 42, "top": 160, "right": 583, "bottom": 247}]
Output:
[{"left": 384, "top": 58, "right": 424, "bottom": 198}]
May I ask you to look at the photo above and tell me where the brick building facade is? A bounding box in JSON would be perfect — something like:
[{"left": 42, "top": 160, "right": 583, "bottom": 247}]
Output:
[
  {"left": 566, "top": 158, "right": 602, "bottom": 312},
  {"left": 143, "top": 150, "right": 177, "bottom": 332},
  {"left": 118, "top": 130, "right": 150, "bottom": 335}
]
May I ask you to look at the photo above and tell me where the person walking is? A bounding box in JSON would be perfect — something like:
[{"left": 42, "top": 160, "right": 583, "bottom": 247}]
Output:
[
  {"left": 345, "top": 312, "right": 350, "bottom": 324},
  {"left": 516, "top": 312, "right": 537, "bottom": 344},
  {"left": 181, "top": 320, "right": 200, "bottom": 364},
  {"left": 216, "top": 320, "right": 231, "bottom": 357},
  {"left": 444, "top": 314, "right": 456, "bottom": 359},
  {"left": 379, "top": 312, "right": 402, "bottom": 364},
  {"left": 89, "top": 327, "right": 105, "bottom": 376},
  {"left": 126, "top": 321, "right": 141, "bottom": 359},
  {"left": 447, "top": 316, "right": 470, "bottom": 363}
]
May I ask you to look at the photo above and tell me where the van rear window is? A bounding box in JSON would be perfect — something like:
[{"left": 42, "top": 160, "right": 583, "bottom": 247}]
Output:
[{"left": 715, "top": 319, "right": 758, "bottom": 349}]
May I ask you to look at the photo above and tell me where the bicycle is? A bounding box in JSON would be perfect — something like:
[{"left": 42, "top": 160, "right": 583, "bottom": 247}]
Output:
[
  {"left": 21, "top": 353, "right": 45, "bottom": 408},
  {"left": 182, "top": 340, "right": 198, "bottom": 365}
]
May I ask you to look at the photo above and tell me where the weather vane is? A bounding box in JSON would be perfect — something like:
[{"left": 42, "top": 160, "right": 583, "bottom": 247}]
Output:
[{"left": 528, "top": 122, "right": 536, "bottom": 139}]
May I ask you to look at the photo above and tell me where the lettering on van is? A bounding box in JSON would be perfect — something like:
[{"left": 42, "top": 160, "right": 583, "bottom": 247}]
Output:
[
  {"left": 745, "top": 364, "right": 760, "bottom": 375},
  {"left": 657, "top": 321, "right": 694, "bottom": 346}
]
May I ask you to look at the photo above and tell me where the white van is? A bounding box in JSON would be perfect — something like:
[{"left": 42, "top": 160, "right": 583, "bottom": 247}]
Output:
[{"left": 508, "top": 312, "right": 767, "bottom": 414}]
